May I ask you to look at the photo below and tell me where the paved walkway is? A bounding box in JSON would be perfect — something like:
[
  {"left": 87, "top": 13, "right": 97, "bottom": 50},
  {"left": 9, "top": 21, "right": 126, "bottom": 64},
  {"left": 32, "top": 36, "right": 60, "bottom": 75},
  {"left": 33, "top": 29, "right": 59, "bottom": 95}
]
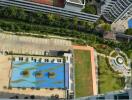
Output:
[
  {"left": 111, "top": 16, "right": 132, "bottom": 33},
  {"left": 97, "top": 52, "right": 113, "bottom": 59},
  {"left": 73, "top": 45, "right": 98, "bottom": 95}
]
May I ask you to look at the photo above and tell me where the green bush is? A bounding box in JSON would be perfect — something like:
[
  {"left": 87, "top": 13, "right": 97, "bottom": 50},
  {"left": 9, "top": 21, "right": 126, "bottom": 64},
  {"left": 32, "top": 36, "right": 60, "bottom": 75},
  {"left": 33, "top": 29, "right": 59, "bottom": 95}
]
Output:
[
  {"left": 124, "top": 28, "right": 132, "bottom": 35},
  {"left": 82, "top": 5, "right": 97, "bottom": 15}
]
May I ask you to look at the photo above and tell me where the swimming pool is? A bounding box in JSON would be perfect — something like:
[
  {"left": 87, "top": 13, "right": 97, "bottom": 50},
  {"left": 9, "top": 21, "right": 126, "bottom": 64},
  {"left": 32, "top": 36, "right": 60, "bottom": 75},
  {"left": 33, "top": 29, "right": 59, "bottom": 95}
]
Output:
[
  {"left": 128, "top": 19, "right": 132, "bottom": 28},
  {"left": 10, "top": 61, "right": 69, "bottom": 89}
]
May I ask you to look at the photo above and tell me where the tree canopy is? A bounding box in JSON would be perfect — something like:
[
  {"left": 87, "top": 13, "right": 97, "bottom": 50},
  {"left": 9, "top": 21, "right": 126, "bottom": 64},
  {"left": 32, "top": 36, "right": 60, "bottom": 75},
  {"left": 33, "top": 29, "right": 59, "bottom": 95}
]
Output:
[
  {"left": 124, "top": 28, "right": 132, "bottom": 35},
  {"left": 82, "top": 4, "right": 97, "bottom": 15}
]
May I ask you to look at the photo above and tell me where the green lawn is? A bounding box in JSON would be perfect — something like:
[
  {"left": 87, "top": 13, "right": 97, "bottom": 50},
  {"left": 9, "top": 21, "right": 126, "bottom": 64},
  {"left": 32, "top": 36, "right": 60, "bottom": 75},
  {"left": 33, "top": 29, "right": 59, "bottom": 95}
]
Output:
[
  {"left": 98, "top": 56, "right": 125, "bottom": 94},
  {"left": 74, "top": 50, "right": 93, "bottom": 98}
]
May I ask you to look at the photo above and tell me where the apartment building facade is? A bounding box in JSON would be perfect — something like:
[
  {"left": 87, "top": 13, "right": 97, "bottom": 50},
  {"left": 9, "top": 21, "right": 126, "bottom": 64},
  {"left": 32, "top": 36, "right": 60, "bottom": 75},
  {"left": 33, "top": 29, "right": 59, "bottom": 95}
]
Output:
[
  {"left": 76, "top": 89, "right": 132, "bottom": 100},
  {"left": 101, "top": 0, "right": 132, "bottom": 22}
]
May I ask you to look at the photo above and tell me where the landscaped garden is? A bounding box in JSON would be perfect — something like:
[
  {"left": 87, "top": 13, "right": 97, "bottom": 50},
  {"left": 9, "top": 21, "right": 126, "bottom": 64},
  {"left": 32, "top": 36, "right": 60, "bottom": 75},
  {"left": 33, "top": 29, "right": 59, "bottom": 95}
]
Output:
[
  {"left": 0, "top": 6, "right": 131, "bottom": 56},
  {"left": 98, "top": 56, "right": 125, "bottom": 94},
  {"left": 74, "top": 50, "right": 93, "bottom": 98},
  {"left": 110, "top": 49, "right": 130, "bottom": 67}
]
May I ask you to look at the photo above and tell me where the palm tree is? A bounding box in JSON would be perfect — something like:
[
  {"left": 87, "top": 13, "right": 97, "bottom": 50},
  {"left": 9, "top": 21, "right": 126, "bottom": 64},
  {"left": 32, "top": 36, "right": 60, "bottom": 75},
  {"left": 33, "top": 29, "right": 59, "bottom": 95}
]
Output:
[
  {"left": 21, "top": 70, "right": 29, "bottom": 77},
  {"left": 48, "top": 72, "right": 56, "bottom": 78},
  {"left": 35, "top": 71, "right": 42, "bottom": 78}
]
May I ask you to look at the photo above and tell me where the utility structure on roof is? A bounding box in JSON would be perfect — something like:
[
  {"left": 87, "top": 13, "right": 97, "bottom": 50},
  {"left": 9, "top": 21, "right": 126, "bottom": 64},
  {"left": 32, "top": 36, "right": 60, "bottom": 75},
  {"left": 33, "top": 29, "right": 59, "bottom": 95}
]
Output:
[{"left": 64, "top": 0, "right": 85, "bottom": 12}]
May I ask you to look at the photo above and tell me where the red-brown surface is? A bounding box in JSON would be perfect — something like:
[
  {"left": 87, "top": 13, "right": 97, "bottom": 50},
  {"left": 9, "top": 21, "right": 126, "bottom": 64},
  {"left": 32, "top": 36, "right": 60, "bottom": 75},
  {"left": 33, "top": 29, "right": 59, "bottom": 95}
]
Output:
[
  {"left": 54, "top": 0, "right": 65, "bottom": 7},
  {"left": 30, "top": 0, "right": 64, "bottom": 7},
  {"left": 31, "top": 0, "right": 53, "bottom": 5}
]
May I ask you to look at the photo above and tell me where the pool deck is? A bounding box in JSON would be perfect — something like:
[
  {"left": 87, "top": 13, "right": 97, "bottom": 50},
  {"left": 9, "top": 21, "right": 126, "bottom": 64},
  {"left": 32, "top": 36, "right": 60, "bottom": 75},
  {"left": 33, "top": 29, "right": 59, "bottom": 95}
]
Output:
[
  {"left": 0, "top": 55, "right": 11, "bottom": 90},
  {"left": 3, "top": 88, "right": 65, "bottom": 98},
  {"left": 0, "top": 55, "right": 66, "bottom": 98}
]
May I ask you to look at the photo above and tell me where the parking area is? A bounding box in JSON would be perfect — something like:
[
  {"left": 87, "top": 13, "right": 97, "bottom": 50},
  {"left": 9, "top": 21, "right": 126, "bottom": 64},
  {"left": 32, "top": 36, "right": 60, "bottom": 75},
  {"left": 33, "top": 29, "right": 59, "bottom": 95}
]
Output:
[{"left": 0, "top": 33, "right": 72, "bottom": 55}]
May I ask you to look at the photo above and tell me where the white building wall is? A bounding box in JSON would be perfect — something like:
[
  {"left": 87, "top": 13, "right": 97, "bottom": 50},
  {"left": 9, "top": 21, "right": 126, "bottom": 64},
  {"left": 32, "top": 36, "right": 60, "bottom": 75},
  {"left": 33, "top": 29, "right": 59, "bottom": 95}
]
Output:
[
  {"left": 64, "top": 4, "right": 83, "bottom": 12},
  {"left": 64, "top": 0, "right": 85, "bottom": 12},
  {"left": 101, "top": 0, "right": 132, "bottom": 22},
  {"left": 64, "top": 53, "right": 74, "bottom": 92}
]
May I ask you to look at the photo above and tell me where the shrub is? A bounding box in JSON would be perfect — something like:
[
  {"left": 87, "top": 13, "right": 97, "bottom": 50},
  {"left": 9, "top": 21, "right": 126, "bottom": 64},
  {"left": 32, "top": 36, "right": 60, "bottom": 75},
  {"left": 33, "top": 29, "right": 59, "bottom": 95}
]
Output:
[{"left": 82, "top": 5, "right": 97, "bottom": 15}]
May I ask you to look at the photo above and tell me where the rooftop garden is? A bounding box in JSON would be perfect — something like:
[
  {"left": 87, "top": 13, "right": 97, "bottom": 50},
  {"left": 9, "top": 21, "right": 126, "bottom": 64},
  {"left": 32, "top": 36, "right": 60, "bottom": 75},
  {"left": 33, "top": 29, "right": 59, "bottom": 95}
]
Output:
[{"left": 98, "top": 56, "right": 125, "bottom": 94}]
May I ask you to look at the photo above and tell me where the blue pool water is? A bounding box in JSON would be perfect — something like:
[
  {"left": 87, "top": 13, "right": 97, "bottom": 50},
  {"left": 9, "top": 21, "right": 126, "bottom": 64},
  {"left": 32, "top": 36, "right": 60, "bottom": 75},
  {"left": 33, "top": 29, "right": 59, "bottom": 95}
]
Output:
[
  {"left": 10, "top": 61, "right": 69, "bottom": 89},
  {"left": 128, "top": 19, "right": 132, "bottom": 28}
]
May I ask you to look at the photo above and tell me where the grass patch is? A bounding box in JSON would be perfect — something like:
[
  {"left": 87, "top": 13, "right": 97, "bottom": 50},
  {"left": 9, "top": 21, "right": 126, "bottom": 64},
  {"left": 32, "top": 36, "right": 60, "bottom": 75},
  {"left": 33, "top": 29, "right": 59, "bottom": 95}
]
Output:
[
  {"left": 74, "top": 50, "right": 93, "bottom": 98},
  {"left": 98, "top": 56, "right": 125, "bottom": 94}
]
